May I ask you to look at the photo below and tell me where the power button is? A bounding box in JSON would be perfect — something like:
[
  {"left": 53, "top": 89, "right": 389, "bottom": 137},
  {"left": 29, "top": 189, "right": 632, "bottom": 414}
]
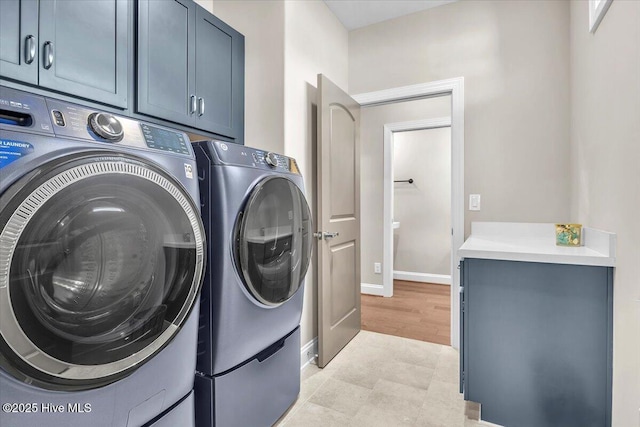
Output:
[{"left": 52, "top": 110, "right": 65, "bottom": 127}]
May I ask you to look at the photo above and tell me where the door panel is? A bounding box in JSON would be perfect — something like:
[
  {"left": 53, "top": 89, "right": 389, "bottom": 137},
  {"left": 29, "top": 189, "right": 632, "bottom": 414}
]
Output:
[
  {"left": 330, "top": 242, "right": 357, "bottom": 325},
  {"left": 317, "top": 74, "right": 361, "bottom": 367},
  {"left": 137, "top": 0, "right": 195, "bottom": 124},
  {"left": 329, "top": 105, "right": 357, "bottom": 217},
  {"left": 195, "top": 8, "right": 232, "bottom": 135},
  {"left": 0, "top": 0, "right": 38, "bottom": 84},
  {"left": 38, "top": 0, "right": 128, "bottom": 108},
  {"left": 194, "top": 6, "right": 244, "bottom": 142}
]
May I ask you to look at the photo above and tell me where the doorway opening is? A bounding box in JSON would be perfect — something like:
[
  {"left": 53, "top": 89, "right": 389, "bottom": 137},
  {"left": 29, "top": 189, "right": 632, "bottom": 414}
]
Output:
[
  {"left": 352, "top": 77, "right": 464, "bottom": 349},
  {"left": 362, "top": 124, "right": 452, "bottom": 345}
]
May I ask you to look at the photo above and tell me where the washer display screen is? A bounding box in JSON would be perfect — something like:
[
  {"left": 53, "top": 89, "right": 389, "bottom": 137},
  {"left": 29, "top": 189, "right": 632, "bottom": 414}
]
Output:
[{"left": 140, "top": 124, "right": 190, "bottom": 155}]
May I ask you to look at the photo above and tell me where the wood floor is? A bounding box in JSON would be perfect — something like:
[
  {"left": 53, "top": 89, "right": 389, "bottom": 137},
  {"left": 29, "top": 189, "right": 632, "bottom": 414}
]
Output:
[{"left": 361, "top": 280, "right": 451, "bottom": 345}]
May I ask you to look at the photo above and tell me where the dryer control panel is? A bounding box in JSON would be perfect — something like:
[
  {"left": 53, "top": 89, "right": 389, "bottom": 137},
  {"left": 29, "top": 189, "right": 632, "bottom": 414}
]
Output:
[{"left": 209, "top": 140, "right": 301, "bottom": 175}]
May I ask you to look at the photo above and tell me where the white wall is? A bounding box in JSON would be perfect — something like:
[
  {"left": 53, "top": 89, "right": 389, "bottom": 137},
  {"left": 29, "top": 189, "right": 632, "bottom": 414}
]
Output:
[
  {"left": 393, "top": 128, "right": 451, "bottom": 276},
  {"left": 197, "top": 0, "right": 285, "bottom": 153},
  {"left": 569, "top": 2, "right": 640, "bottom": 425},
  {"left": 350, "top": 0, "right": 572, "bottom": 238},
  {"left": 361, "top": 96, "right": 451, "bottom": 286},
  {"left": 283, "top": 0, "right": 349, "bottom": 346}
]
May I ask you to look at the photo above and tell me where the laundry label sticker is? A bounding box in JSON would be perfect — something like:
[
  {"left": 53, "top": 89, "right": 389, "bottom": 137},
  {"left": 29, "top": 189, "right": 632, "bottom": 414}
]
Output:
[{"left": 0, "top": 140, "right": 34, "bottom": 169}]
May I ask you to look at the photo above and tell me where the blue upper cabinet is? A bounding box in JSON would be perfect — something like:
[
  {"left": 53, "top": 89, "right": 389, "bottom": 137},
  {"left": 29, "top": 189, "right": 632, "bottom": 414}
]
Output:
[
  {"left": 137, "top": 0, "right": 245, "bottom": 144},
  {"left": 137, "top": 0, "right": 196, "bottom": 127},
  {"left": 0, "top": 0, "right": 39, "bottom": 85},
  {"left": 38, "top": 0, "right": 129, "bottom": 108},
  {"left": 0, "top": 0, "right": 129, "bottom": 108},
  {"left": 194, "top": 7, "right": 244, "bottom": 143}
]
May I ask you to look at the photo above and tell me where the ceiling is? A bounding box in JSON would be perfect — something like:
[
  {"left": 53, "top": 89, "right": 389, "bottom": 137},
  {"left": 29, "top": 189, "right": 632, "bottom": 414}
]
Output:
[{"left": 323, "top": 0, "right": 458, "bottom": 31}]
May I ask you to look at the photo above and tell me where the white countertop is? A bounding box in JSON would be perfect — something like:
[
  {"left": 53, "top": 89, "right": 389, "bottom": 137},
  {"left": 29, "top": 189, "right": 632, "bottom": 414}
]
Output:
[{"left": 458, "top": 222, "right": 616, "bottom": 267}]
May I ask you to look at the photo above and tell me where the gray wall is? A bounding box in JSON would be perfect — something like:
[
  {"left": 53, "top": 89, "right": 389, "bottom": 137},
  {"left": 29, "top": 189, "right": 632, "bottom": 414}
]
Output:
[
  {"left": 569, "top": 1, "right": 640, "bottom": 425},
  {"left": 361, "top": 96, "right": 451, "bottom": 286},
  {"left": 393, "top": 128, "right": 451, "bottom": 276},
  {"left": 350, "top": 0, "right": 572, "bottom": 238}
]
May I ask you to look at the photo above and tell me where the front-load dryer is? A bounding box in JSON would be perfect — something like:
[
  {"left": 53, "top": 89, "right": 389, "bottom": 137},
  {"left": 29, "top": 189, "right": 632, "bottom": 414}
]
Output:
[
  {"left": 0, "top": 86, "right": 206, "bottom": 427},
  {"left": 193, "top": 140, "right": 312, "bottom": 427}
]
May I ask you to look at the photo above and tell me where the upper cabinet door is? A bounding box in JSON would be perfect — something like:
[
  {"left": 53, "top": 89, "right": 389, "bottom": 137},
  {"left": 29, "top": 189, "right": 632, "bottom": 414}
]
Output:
[
  {"left": 194, "top": 6, "right": 244, "bottom": 143},
  {"left": 0, "top": 0, "right": 39, "bottom": 85},
  {"left": 37, "top": 0, "right": 128, "bottom": 108},
  {"left": 137, "top": 0, "right": 196, "bottom": 126}
]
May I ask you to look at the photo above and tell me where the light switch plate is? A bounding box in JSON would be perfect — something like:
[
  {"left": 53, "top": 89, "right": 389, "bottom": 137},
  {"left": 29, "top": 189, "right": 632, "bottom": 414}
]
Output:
[{"left": 469, "top": 194, "right": 481, "bottom": 211}]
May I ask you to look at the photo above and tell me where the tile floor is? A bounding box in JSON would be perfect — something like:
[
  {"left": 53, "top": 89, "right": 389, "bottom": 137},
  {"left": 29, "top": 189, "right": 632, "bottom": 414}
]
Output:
[{"left": 276, "top": 330, "right": 483, "bottom": 427}]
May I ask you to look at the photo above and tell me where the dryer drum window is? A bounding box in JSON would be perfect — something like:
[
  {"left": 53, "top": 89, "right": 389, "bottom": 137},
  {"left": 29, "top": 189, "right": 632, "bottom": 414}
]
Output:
[
  {"left": 0, "top": 154, "right": 205, "bottom": 390},
  {"left": 236, "top": 177, "right": 312, "bottom": 306}
]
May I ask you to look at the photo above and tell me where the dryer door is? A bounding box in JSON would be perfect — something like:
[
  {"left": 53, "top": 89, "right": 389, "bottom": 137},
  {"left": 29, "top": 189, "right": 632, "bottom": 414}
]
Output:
[
  {"left": 0, "top": 153, "right": 205, "bottom": 390},
  {"left": 235, "top": 176, "right": 312, "bottom": 306}
]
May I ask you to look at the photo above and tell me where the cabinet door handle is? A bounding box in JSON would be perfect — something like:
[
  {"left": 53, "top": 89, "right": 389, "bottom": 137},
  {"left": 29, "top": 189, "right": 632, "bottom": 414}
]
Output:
[
  {"left": 43, "top": 41, "right": 54, "bottom": 69},
  {"left": 190, "top": 95, "right": 197, "bottom": 115},
  {"left": 25, "top": 35, "right": 36, "bottom": 64},
  {"left": 198, "top": 97, "right": 205, "bottom": 117}
]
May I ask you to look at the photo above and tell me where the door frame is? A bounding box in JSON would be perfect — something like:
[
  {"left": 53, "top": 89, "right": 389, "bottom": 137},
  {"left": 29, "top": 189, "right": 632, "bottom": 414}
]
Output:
[
  {"left": 352, "top": 77, "right": 464, "bottom": 349},
  {"left": 383, "top": 117, "right": 452, "bottom": 297}
]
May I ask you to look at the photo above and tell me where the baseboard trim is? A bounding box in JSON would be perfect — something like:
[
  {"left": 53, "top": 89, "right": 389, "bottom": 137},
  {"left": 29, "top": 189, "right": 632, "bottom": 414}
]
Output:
[
  {"left": 300, "top": 337, "right": 318, "bottom": 370},
  {"left": 361, "top": 282, "right": 384, "bottom": 296},
  {"left": 393, "top": 271, "right": 451, "bottom": 285}
]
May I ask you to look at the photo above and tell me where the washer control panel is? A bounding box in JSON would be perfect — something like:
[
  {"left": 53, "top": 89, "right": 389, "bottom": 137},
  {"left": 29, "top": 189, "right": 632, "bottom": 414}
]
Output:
[
  {"left": 211, "top": 140, "right": 300, "bottom": 175},
  {"left": 41, "top": 97, "right": 192, "bottom": 156}
]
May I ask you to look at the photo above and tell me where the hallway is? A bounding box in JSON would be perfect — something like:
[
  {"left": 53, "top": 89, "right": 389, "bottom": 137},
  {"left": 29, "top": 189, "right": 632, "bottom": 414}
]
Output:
[{"left": 361, "top": 280, "right": 451, "bottom": 345}]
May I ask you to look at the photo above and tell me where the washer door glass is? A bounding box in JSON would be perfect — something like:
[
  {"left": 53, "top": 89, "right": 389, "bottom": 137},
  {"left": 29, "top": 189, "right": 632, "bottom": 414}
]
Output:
[
  {"left": 0, "top": 154, "right": 205, "bottom": 390},
  {"left": 236, "top": 177, "right": 312, "bottom": 306}
]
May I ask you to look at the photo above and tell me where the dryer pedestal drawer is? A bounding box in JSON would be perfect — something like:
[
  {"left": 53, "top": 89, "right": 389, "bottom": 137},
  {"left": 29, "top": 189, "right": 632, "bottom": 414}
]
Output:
[{"left": 195, "top": 327, "right": 300, "bottom": 427}]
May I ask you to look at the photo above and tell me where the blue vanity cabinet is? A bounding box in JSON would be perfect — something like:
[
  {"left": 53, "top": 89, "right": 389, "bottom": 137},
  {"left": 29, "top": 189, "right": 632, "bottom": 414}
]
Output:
[{"left": 460, "top": 258, "right": 613, "bottom": 427}]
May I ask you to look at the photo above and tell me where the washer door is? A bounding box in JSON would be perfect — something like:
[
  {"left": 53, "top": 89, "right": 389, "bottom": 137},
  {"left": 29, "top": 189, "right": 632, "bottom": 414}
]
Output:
[
  {"left": 0, "top": 153, "right": 205, "bottom": 390},
  {"left": 235, "top": 177, "right": 312, "bottom": 306}
]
